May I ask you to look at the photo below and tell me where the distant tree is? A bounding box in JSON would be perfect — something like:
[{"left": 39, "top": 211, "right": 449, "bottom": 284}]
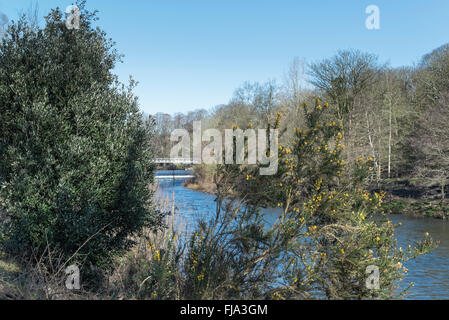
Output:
[
  {"left": 309, "top": 50, "right": 380, "bottom": 128},
  {"left": 209, "top": 103, "right": 256, "bottom": 130},
  {"left": 348, "top": 68, "right": 414, "bottom": 181},
  {"left": 282, "top": 57, "right": 310, "bottom": 110},
  {"left": 415, "top": 43, "right": 449, "bottom": 106},
  {"left": 407, "top": 44, "right": 449, "bottom": 200},
  {"left": 153, "top": 113, "right": 174, "bottom": 157},
  {"left": 414, "top": 92, "right": 449, "bottom": 201},
  {"left": 232, "top": 80, "right": 280, "bottom": 123},
  {"left": 0, "top": 2, "right": 160, "bottom": 268},
  {"left": 183, "top": 109, "right": 209, "bottom": 133}
]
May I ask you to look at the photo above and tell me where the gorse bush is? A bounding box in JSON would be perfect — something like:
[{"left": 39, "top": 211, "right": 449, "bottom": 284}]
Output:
[
  {"left": 249, "top": 100, "right": 435, "bottom": 299},
  {"left": 170, "top": 99, "right": 435, "bottom": 300},
  {"left": 0, "top": 2, "right": 160, "bottom": 268}
]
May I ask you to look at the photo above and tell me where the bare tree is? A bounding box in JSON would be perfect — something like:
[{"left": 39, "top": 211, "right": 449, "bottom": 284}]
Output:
[
  {"left": 309, "top": 50, "right": 380, "bottom": 128},
  {"left": 283, "top": 57, "right": 309, "bottom": 109},
  {"left": 415, "top": 92, "right": 449, "bottom": 201},
  {"left": 231, "top": 80, "right": 280, "bottom": 122}
]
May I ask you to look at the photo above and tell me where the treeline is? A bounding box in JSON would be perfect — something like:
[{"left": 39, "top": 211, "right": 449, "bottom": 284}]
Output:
[{"left": 154, "top": 47, "right": 449, "bottom": 202}]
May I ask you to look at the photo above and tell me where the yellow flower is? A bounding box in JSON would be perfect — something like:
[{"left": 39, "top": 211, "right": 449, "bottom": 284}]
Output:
[{"left": 154, "top": 250, "right": 161, "bottom": 261}]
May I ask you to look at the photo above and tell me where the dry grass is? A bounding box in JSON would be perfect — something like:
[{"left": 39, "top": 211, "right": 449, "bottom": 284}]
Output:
[
  {"left": 108, "top": 183, "right": 188, "bottom": 299},
  {"left": 184, "top": 182, "right": 217, "bottom": 194},
  {"left": 0, "top": 182, "right": 189, "bottom": 300},
  {"left": 0, "top": 246, "right": 92, "bottom": 300}
]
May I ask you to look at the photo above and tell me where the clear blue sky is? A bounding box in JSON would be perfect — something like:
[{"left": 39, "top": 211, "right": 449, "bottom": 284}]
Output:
[{"left": 1, "top": 0, "right": 448, "bottom": 115}]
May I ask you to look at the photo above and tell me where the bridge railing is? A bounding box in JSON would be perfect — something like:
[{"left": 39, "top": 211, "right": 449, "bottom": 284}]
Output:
[{"left": 153, "top": 158, "right": 201, "bottom": 164}]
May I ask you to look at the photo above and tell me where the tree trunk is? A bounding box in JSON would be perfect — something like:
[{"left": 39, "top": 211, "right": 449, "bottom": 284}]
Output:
[
  {"left": 442, "top": 182, "right": 446, "bottom": 202},
  {"left": 365, "top": 111, "right": 379, "bottom": 182},
  {"left": 388, "top": 99, "right": 392, "bottom": 179}
]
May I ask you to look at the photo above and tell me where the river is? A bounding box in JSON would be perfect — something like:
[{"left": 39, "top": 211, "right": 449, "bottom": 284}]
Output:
[{"left": 155, "top": 171, "right": 449, "bottom": 300}]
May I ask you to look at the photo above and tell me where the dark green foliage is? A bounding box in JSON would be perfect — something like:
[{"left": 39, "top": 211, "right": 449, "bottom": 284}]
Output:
[
  {"left": 0, "top": 2, "right": 159, "bottom": 267},
  {"left": 383, "top": 200, "right": 408, "bottom": 215}
]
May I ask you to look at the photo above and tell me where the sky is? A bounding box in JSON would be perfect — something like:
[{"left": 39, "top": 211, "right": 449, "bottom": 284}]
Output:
[{"left": 0, "top": 0, "right": 448, "bottom": 115}]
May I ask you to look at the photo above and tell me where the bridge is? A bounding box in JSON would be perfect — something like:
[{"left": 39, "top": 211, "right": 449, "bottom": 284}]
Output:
[
  {"left": 154, "top": 174, "right": 195, "bottom": 179},
  {"left": 154, "top": 168, "right": 195, "bottom": 180},
  {"left": 153, "top": 158, "right": 201, "bottom": 165}
]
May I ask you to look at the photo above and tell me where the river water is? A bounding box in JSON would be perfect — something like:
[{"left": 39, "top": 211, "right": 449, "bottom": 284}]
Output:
[{"left": 155, "top": 171, "right": 449, "bottom": 300}]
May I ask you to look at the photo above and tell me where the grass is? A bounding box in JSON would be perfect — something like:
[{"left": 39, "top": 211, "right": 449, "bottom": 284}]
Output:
[
  {"left": 384, "top": 197, "right": 449, "bottom": 219},
  {"left": 0, "top": 252, "right": 22, "bottom": 299}
]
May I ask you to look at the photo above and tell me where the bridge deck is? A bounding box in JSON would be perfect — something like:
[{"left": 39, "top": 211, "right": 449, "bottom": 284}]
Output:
[
  {"left": 154, "top": 158, "right": 200, "bottom": 164},
  {"left": 154, "top": 175, "right": 195, "bottom": 179}
]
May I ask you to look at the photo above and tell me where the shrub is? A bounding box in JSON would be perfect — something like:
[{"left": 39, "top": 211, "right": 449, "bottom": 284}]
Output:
[
  {"left": 189, "top": 100, "right": 436, "bottom": 299},
  {"left": 0, "top": 2, "right": 161, "bottom": 269}
]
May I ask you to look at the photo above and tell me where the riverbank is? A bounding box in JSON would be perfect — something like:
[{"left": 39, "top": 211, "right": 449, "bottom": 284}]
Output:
[
  {"left": 183, "top": 164, "right": 217, "bottom": 194},
  {"left": 184, "top": 181, "right": 216, "bottom": 194},
  {"left": 381, "top": 178, "right": 449, "bottom": 220},
  {"left": 384, "top": 197, "right": 449, "bottom": 219},
  {"left": 185, "top": 172, "right": 449, "bottom": 220}
]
